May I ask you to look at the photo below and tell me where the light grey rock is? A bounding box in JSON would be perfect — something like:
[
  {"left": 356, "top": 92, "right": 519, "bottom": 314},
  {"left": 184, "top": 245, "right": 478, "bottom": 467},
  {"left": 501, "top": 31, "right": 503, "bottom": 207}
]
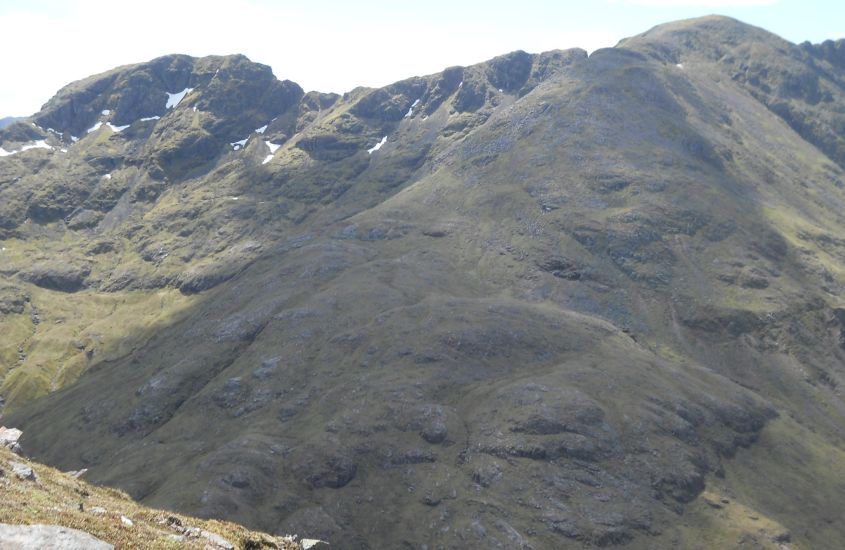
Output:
[
  {"left": 0, "top": 523, "right": 113, "bottom": 549},
  {"left": 9, "top": 461, "right": 36, "bottom": 481},
  {"left": 0, "top": 427, "right": 22, "bottom": 454},
  {"left": 200, "top": 530, "right": 234, "bottom": 549}
]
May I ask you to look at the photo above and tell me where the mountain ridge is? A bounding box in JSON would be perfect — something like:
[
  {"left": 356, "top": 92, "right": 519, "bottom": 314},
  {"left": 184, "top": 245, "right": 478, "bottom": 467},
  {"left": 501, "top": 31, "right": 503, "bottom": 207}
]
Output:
[{"left": 2, "top": 14, "right": 845, "bottom": 549}]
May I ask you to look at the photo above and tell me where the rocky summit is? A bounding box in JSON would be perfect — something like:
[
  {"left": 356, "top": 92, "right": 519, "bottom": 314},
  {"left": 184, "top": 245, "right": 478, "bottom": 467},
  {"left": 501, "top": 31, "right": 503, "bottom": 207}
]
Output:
[{"left": 2, "top": 14, "right": 845, "bottom": 549}]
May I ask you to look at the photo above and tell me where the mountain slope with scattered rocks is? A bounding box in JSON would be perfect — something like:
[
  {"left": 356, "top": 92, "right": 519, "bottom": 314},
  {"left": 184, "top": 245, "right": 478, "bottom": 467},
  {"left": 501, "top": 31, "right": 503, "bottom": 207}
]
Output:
[
  {"left": 0, "top": 431, "right": 309, "bottom": 549},
  {"left": 2, "top": 15, "right": 845, "bottom": 549}
]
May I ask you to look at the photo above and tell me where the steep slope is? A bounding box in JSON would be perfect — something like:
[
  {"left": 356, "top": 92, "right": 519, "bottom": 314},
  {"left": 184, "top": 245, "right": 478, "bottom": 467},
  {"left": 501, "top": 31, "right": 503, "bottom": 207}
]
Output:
[
  {"left": 0, "top": 441, "right": 306, "bottom": 549},
  {"left": 3, "top": 15, "right": 845, "bottom": 549}
]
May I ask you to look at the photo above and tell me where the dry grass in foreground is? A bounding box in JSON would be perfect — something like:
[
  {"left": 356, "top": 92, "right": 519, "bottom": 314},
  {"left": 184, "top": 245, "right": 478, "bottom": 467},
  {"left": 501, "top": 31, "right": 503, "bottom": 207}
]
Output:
[{"left": 0, "top": 445, "right": 312, "bottom": 549}]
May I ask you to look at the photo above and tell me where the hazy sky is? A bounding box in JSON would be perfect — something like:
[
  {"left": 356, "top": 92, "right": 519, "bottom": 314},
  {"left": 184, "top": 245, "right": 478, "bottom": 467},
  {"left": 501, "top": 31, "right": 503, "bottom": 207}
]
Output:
[{"left": 0, "top": 0, "right": 842, "bottom": 116}]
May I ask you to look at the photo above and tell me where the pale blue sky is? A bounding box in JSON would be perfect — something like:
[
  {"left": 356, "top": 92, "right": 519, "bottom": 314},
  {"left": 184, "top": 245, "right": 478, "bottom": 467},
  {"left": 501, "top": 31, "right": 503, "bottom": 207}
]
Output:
[{"left": 0, "top": 0, "right": 842, "bottom": 116}]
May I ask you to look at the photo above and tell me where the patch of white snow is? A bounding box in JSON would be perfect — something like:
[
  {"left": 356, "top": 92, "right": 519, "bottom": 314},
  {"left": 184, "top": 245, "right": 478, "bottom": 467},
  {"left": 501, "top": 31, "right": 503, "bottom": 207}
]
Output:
[
  {"left": 71, "top": 135, "right": 79, "bottom": 142},
  {"left": 0, "top": 147, "right": 11, "bottom": 157},
  {"left": 86, "top": 122, "right": 103, "bottom": 134},
  {"left": 165, "top": 88, "right": 194, "bottom": 109},
  {"left": 255, "top": 125, "right": 268, "bottom": 134},
  {"left": 404, "top": 98, "right": 422, "bottom": 118},
  {"left": 262, "top": 140, "right": 281, "bottom": 164},
  {"left": 231, "top": 138, "right": 248, "bottom": 151},
  {"left": 367, "top": 136, "right": 387, "bottom": 154},
  {"left": 139, "top": 116, "right": 160, "bottom": 122},
  {"left": 676, "top": 63, "right": 684, "bottom": 69},
  {"left": 101, "top": 109, "right": 111, "bottom": 115},
  {"left": 106, "top": 123, "right": 130, "bottom": 132},
  {"left": 103, "top": 173, "right": 112, "bottom": 180},
  {"left": 20, "top": 140, "right": 52, "bottom": 152}
]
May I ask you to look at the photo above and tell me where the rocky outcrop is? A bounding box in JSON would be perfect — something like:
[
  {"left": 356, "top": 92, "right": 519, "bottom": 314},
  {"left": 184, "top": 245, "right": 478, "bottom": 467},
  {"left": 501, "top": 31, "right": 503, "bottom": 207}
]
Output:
[
  {"left": 0, "top": 524, "right": 113, "bottom": 550},
  {"left": 0, "top": 428, "right": 22, "bottom": 455}
]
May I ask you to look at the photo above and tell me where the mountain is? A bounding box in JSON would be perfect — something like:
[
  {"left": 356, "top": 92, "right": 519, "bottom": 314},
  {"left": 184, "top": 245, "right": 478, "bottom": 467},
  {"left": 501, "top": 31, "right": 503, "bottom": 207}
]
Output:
[
  {"left": 0, "top": 117, "right": 21, "bottom": 130},
  {"left": 2, "top": 14, "right": 845, "bottom": 549}
]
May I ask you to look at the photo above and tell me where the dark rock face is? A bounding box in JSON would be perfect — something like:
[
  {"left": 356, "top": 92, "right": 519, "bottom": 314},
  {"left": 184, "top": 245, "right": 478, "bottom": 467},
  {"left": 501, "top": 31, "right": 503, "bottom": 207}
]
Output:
[
  {"left": 18, "top": 263, "right": 90, "bottom": 292},
  {"left": 486, "top": 50, "right": 534, "bottom": 93}
]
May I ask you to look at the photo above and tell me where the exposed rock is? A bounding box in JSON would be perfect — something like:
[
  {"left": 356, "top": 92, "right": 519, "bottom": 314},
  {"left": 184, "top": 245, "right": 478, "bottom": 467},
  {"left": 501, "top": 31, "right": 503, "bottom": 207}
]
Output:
[
  {"left": 0, "top": 288, "right": 27, "bottom": 315},
  {"left": 0, "top": 427, "right": 23, "bottom": 454},
  {"left": 10, "top": 461, "right": 36, "bottom": 481},
  {"left": 17, "top": 263, "right": 90, "bottom": 292},
  {"left": 200, "top": 529, "right": 234, "bottom": 549},
  {"left": 306, "top": 455, "right": 357, "bottom": 489},
  {"left": 0, "top": 524, "right": 112, "bottom": 550}
]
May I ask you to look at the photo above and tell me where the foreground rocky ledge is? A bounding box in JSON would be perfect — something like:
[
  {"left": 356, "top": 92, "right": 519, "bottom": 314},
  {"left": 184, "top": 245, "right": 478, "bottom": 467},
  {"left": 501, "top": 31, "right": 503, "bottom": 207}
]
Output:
[{"left": 0, "top": 434, "right": 319, "bottom": 549}]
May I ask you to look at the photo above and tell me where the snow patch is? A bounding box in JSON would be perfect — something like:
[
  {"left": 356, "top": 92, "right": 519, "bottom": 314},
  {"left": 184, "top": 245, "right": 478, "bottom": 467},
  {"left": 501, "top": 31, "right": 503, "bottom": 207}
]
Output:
[
  {"left": 165, "top": 88, "right": 194, "bottom": 109},
  {"left": 101, "top": 109, "right": 111, "bottom": 115},
  {"left": 140, "top": 116, "right": 160, "bottom": 121},
  {"left": 47, "top": 127, "right": 63, "bottom": 137},
  {"left": 405, "top": 98, "right": 422, "bottom": 118},
  {"left": 367, "top": 136, "right": 387, "bottom": 154},
  {"left": 255, "top": 125, "right": 268, "bottom": 134},
  {"left": 107, "top": 123, "right": 130, "bottom": 132},
  {"left": 103, "top": 173, "right": 112, "bottom": 180},
  {"left": 86, "top": 122, "right": 103, "bottom": 134},
  {"left": 676, "top": 63, "right": 684, "bottom": 69},
  {"left": 20, "top": 140, "right": 52, "bottom": 152},
  {"left": 71, "top": 135, "right": 79, "bottom": 142},
  {"left": 1, "top": 140, "right": 53, "bottom": 156},
  {"left": 231, "top": 138, "right": 248, "bottom": 151},
  {"left": 60, "top": 148, "right": 68, "bottom": 153},
  {"left": 262, "top": 140, "right": 281, "bottom": 164}
]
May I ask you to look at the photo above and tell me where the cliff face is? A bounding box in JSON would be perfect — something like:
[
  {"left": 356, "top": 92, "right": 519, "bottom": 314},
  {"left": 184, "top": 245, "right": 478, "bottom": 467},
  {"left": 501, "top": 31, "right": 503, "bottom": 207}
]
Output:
[{"left": 3, "top": 15, "right": 845, "bottom": 549}]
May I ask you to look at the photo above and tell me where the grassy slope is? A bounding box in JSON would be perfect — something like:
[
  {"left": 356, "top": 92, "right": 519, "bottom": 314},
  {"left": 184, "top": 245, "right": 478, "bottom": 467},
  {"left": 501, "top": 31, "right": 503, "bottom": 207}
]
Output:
[{"left": 0, "top": 446, "right": 302, "bottom": 549}]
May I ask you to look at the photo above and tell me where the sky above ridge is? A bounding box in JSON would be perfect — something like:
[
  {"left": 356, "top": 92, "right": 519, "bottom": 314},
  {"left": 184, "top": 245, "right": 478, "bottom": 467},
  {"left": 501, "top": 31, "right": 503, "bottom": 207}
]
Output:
[{"left": 0, "top": 0, "right": 842, "bottom": 116}]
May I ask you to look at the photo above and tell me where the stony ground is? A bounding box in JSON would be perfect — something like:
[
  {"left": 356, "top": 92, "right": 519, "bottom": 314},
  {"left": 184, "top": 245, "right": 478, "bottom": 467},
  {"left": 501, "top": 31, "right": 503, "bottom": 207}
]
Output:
[{"left": 0, "top": 443, "right": 308, "bottom": 549}]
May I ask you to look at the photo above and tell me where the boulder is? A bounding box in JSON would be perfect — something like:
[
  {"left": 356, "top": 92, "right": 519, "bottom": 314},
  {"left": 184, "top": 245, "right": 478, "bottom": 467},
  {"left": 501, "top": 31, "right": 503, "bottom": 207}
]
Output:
[
  {"left": 0, "top": 524, "right": 113, "bottom": 550},
  {"left": 0, "top": 427, "right": 22, "bottom": 454},
  {"left": 9, "top": 462, "right": 36, "bottom": 481}
]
